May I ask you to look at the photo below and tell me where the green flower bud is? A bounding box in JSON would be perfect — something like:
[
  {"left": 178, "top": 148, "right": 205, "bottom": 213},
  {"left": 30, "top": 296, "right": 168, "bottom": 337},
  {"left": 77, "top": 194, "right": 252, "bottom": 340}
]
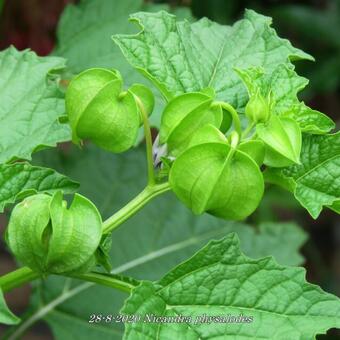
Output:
[
  {"left": 159, "top": 90, "right": 223, "bottom": 155},
  {"left": 65, "top": 68, "right": 143, "bottom": 153},
  {"left": 245, "top": 90, "right": 271, "bottom": 123},
  {"left": 7, "top": 192, "right": 102, "bottom": 274},
  {"left": 257, "top": 115, "right": 302, "bottom": 167},
  {"left": 169, "top": 125, "right": 264, "bottom": 220}
]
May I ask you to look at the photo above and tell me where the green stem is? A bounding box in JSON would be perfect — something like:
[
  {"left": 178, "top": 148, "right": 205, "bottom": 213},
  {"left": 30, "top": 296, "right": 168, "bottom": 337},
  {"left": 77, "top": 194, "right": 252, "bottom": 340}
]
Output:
[
  {"left": 67, "top": 272, "right": 136, "bottom": 293},
  {"left": 134, "top": 95, "right": 155, "bottom": 186},
  {"left": 1, "top": 269, "right": 135, "bottom": 295},
  {"left": 0, "top": 267, "right": 40, "bottom": 293},
  {"left": 214, "top": 101, "right": 242, "bottom": 137},
  {"left": 103, "top": 182, "right": 170, "bottom": 234},
  {"left": 241, "top": 122, "right": 255, "bottom": 140}
]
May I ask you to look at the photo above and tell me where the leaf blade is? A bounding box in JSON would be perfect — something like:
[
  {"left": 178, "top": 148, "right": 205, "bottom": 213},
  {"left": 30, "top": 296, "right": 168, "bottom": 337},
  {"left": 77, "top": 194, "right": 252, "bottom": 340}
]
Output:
[
  {"left": 0, "top": 289, "right": 20, "bottom": 325},
  {"left": 0, "top": 163, "right": 79, "bottom": 213},
  {"left": 0, "top": 47, "right": 70, "bottom": 163},
  {"left": 114, "top": 9, "right": 313, "bottom": 107},
  {"left": 122, "top": 233, "right": 340, "bottom": 339}
]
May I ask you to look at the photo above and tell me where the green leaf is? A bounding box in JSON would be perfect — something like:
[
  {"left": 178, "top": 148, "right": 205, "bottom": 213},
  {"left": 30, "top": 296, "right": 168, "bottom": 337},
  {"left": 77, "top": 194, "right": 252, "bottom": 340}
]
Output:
[
  {"left": 0, "top": 163, "right": 78, "bottom": 213},
  {"left": 0, "top": 289, "right": 20, "bottom": 325},
  {"left": 13, "top": 146, "right": 307, "bottom": 339},
  {"left": 235, "top": 64, "right": 335, "bottom": 134},
  {"left": 0, "top": 47, "right": 70, "bottom": 163},
  {"left": 265, "top": 132, "right": 340, "bottom": 218},
  {"left": 114, "top": 9, "right": 312, "bottom": 106},
  {"left": 54, "top": 0, "right": 191, "bottom": 78},
  {"left": 122, "top": 233, "right": 340, "bottom": 340}
]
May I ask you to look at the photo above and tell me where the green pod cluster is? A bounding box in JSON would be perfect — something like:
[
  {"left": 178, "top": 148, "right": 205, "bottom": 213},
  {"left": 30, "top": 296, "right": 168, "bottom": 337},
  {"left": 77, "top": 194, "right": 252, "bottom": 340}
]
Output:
[
  {"left": 169, "top": 125, "right": 264, "bottom": 220},
  {"left": 257, "top": 115, "right": 301, "bottom": 167},
  {"left": 159, "top": 90, "right": 231, "bottom": 155},
  {"left": 7, "top": 192, "right": 102, "bottom": 274},
  {"left": 66, "top": 68, "right": 154, "bottom": 153}
]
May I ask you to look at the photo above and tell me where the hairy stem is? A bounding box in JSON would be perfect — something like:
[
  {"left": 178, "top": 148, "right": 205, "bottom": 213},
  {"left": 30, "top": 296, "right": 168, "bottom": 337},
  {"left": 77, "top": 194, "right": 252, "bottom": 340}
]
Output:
[{"left": 134, "top": 95, "right": 155, "bottom": 186}]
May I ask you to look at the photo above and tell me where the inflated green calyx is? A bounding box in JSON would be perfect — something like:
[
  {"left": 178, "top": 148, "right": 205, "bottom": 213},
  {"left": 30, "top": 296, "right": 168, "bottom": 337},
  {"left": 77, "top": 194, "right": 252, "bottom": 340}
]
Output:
[
  {"left": 238, "top": 140, "right": 265, "bottom": 166},
  {"left": 7, "top": 192, "right": 102, "bottom": 274},
  {"left": 66, "top": 68, "right": 150, "bottom": 153},
  {"left": 129, "top": 83, "right": 155, "bottom": 120},
  {"left": 159, "top": 90, "right": 223, "bottom": 155},
  {"left": 169, "top": 125, "right": 264, "bottom": 220},
  {"left": 257, "top": 115, "right": 302, "bottom": 167}
]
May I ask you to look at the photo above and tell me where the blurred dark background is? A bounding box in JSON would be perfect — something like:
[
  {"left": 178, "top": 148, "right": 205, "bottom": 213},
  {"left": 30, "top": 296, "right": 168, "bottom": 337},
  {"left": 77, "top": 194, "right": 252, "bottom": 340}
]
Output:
[{"left": 0, "top": 0, "right": 339, "bottom": 339}]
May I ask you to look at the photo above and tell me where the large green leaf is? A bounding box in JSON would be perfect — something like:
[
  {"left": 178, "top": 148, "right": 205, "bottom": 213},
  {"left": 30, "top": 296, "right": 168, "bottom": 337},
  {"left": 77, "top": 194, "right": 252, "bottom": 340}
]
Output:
[
  {"left": 265, "top": 132, "right": 340, "bottom": 218},
  {"left": 0, "top": 163, "right": 78, "bottom": 213},
  {"left": 122, "top": 233, "right": 340, "bottom": 340},
  {"left": 114, "top": 9, "right": 313, "bottom": 107},
  {"left": 0, "top": 289, "right": 19, "bottom": 325},
  {"left": 235, "top": 64, "right": 334, "bottom": 134},
  {"left": 4, "top": 146, "right": 306, "bottom": 339},
  {"left": 54, "top": 0, "right": 191, "bottom": 80},
  {"left": 40, "top": 218, "right": 307, "bottom": 340},
  {"left": 0, "top": 47, "right": 70, "bottom": 163}
]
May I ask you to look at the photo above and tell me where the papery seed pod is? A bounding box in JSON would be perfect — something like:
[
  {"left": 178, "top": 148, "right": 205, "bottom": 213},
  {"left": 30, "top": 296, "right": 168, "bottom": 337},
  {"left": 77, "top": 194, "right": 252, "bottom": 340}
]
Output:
[
  {"left": 7, "top": 192, "right": 102, "bottom": 274},
  {"left": 66, "top": 68, "right": 142, "bottom": 153},
  {"left": 159, "top": 90, "right": 224, "bottom": 155},
  {"left": 169, "top": 126, "right": 264, "bottom": 220},
  {"left": 257, "top": 115, "right": 301, "bottom": 167}
]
